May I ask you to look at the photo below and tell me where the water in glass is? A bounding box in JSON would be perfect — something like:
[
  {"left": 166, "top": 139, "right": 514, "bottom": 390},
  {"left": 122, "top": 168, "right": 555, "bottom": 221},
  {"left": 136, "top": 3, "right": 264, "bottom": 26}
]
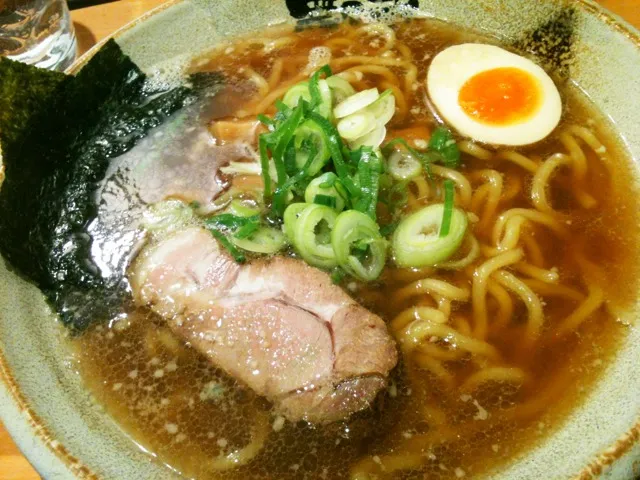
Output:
[{"left": 0, "top": 0, "right": 77, "bottom": 70}]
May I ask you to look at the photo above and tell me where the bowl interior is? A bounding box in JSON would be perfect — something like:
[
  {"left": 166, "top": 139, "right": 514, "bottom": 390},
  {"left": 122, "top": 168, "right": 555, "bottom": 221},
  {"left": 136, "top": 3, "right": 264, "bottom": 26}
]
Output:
[{"left": 1, "top": 0, "right": 639, "bottom": 478}]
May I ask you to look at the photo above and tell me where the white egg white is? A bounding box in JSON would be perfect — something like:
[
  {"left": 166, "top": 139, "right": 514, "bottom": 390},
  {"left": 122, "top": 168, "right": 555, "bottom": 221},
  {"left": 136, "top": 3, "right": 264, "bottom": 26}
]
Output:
[{"left": 427, "top": 43, "right": 562, "bottom": 146}]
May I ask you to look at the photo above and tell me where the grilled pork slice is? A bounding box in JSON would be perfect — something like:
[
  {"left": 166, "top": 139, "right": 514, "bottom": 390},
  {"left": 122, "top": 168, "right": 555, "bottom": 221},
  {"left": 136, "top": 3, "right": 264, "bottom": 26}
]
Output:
[{"left": 130, "top": 227, "right": 397, "bottom": 423}]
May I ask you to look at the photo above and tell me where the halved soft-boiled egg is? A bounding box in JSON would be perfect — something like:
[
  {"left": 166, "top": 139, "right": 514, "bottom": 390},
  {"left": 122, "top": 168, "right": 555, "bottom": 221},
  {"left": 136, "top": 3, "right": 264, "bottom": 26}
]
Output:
[{"left": 427, "top": 43, "right": 562, "bottom": 146}]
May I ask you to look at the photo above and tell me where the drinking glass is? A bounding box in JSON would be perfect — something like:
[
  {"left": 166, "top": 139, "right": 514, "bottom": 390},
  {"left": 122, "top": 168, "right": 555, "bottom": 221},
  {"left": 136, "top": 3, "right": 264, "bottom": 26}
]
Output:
[{"left": 0, "top": 0, "right": 77, "bottom": 71}]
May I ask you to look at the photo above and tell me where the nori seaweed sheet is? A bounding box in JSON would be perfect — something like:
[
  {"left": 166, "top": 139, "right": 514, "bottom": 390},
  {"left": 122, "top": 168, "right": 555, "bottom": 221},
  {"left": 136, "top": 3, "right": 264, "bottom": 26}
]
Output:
[{"left": 0, "top": 39, "right": 195, "bottom": 331}]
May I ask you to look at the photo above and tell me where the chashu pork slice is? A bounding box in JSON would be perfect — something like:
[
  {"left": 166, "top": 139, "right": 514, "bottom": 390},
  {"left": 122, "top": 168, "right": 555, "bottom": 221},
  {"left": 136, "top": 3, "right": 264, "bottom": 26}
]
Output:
[{"left": 130, "top": 227, "right": 397, "bottom": 423}]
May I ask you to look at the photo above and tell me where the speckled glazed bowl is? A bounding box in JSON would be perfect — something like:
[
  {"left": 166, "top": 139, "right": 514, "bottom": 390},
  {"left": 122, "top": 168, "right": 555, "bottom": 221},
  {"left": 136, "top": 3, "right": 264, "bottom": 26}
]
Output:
[{"left": 1, "top": 0, "right": 639, "bottom": 478}]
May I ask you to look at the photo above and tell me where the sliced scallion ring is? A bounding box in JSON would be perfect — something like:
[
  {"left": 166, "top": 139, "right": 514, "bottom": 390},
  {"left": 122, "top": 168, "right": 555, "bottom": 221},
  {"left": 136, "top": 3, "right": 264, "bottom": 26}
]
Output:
[
  {"left": 387, "top": 149, "right": 422, "bottom": 181},
  {"left": 143, "top": 200, "right": 194, "bottom": 232},
  {"left": 294, "top": 120, "right": 331, "bottom": 175},
  {"left": 337, "top": 110, "right": 377, "bottom": 141},
  {"left": 392, "top": 203, "right": 468, "bottom": 267},
  {"left": 232, "top": 226, "right": 287, "bottom": 254},
  {"left": 282, "top": 82, "right": 311, "bottom": 109},
  {"left": 293, "top": 204, "right": 338, "bottom": 268},
  {"left": 226, "top": 199, "right": 261, "bottom": 217},
  {"left": 331, "top": 210, "right": 386, "bottom": 281},
  {"left": 349, "top": 124, "right": 386, "bottom": 150},
  {"left": 304, "top": 172, "right": 347, "bottom": 212},
  {"left": 316, "top": 79, "right": 333, "bottom": 119},
  {"left": 283, "top": 202, "right": 310, "bottom": 242},
  {"left": 363, "top": 89, "right": 395, "bottom": 126},
  {"left": 326, "top": 76, "right": 356, "bottom": 104},
  {"left": 333, "top": 88, "right": 379, "bottom": 119}
]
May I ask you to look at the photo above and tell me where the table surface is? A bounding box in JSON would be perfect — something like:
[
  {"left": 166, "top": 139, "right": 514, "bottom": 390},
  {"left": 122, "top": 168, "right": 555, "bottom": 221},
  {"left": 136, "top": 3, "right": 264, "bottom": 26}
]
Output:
[{"left": 1, "top": 0, "right": 639, "bottom": 478}]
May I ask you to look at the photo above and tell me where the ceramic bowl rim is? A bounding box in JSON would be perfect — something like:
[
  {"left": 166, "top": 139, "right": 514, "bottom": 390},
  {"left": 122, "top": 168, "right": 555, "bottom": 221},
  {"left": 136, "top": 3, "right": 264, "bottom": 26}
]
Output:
[{"left": 0, "top": 0, "right": 639, "bottom": 478}]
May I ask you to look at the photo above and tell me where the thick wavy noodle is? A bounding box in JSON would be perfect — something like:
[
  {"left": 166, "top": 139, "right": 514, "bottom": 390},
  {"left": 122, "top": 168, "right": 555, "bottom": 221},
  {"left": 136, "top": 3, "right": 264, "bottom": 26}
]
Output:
[
  {"left": 354, "top": 71, "right": 638, "bottom": 477},
  {"left": 72, "top": 17, "right": 640, "bottom": 480}
]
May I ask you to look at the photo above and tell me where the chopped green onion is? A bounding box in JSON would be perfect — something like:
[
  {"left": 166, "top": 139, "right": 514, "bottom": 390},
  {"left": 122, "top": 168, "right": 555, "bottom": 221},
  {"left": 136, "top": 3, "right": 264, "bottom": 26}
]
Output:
[
  {"left": 440, "top": 179, "right": 455, "bottom": 238},
  {"left": 333, "top": 179, "right": 350, "bottom": 208},
  {"left": 259, "top": 136, "right": 272, "bottom": 198},
  {"left": 232, "top": 226, "right": 286, "bottom": 254},
  {"left": 319, "top": 174, "right": 336, "bottom": 189},
  {"left": 283, "top": 203, "right": 310, "bottom": 242},
  {"left": 392, "top": 203, "right": 468, "bottom": 267},
  {"left": 283, "top": 140, "right": 298, "bottom": 176},
  {"left": 306, "top": 111, "right": 358, "bottom": 198},
  {"left": 351, "top": 239, "right": 370, "bottom": 259},
  {"left": 244, "top": 67, "right": 463, "bottom": 280},
  {"left": 353, "top": 148, "right": 381, "bottom": 220},
  {"left": 379, "top": 221, "right": 398, "bottom": 237},
  {"left": 271, "top": 105, "right": 304, "bottom": 186},
  {"left": 363, "top": 88, "right": 395, "bottom": 126},
  {"left": 234, "top": 221, "right": 261, "bottom": 240},
  {"left": 428, "top": 127, "right": 461, "bottom": 169},
  {"left": 331, "top": 210, "right": 386, "bottom": 281},
  {"left": 144, "top": 200, "right": 195, "bottom": 233},
  {"left": 206, "top": 213, "right": 259, "bottom": 229},
  {"left": 227, "top": 199, "right": 261, "bottom": 218},
  {"left": 208, "top": 227, "right": 246, "bottom": 263},
  {"left": 330, "top": 267, "right": 347, "bottom": 284},
  {"left": 326, "top": 76, "right": 356, "bottom": 104},
  {"left": 293, "top": 119, "right": 331, "bottom": 175},
  {"left": 308, "top": 64, "right": 333, "bottom": 117},
  {"left": 259, "top": 99, "right": 308, "bottom": 206},
  {"left": 282, "top": 82, "right": 311, "bottom": 110},
  {"left": 349, "top": 124, "right": 386, "bottom": 150},
  {"left": 382, "top": 138, "right": 416, "bottom": 154},
  {"left": 257, "top": 113, "right": 275, "bottom": 129},
  {"left": 292, "top": 204, "right": 338, "bottom": 268},
  {"left": 337, "top": 110, "right": 377, "bottom": 141},
  {"left": 387, "top": 148, "right": 422, "bottom": 181},
  {"left": 273, "top": 142, "right": 316, "bottom": 217},
  {"left": 274, "top": 99, "right": 293, "bottom": 118},
  {"left": 383, "top": 137, "right": 433, "bottom": 179},
  {"left": 316, "top": 80, "right": 333, "bottom": 119},
  {"left": 385, "top": 179, "right": 410, "bottom": 211},
  {"left": 206, "top": 212, "right": 285, "bottom": 257},
  {"left": 334, "top": 88, "right": 379, "bottom": 119},
  {"left": 314, "top": 65, "right": 332, "bottom": 79},
  {"left": 313, "top": 194, "right": 337, "bottom": 209},
  {"left": 305, "top": 172, "right": 347, "bottom": 212}
]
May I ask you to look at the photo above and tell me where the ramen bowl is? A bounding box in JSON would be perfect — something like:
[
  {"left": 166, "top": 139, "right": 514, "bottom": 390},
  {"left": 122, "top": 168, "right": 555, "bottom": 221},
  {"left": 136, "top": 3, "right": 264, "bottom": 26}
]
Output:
[{"left": 0, "top": 0, "right": 639, "bottom": 479}]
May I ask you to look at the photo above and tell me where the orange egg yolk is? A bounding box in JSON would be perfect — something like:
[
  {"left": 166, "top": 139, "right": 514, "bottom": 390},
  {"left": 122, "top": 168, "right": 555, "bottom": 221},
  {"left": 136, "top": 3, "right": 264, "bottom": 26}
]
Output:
[{"left": 458, "top": 67, "right": 542, "bottom": 125}]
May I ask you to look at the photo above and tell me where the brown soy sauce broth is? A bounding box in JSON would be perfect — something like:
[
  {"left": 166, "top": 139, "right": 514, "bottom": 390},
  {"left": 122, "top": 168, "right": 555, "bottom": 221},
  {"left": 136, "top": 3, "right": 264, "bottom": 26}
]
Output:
[{"left": 72, "top": 18, "right": 640, "bottom": 479}]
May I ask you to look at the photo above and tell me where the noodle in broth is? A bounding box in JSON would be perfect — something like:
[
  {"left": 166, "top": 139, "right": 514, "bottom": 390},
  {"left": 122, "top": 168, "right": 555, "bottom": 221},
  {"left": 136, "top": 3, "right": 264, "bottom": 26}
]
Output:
[{"left": 73, "top": 18, "right": 640, "bottom": 480}]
